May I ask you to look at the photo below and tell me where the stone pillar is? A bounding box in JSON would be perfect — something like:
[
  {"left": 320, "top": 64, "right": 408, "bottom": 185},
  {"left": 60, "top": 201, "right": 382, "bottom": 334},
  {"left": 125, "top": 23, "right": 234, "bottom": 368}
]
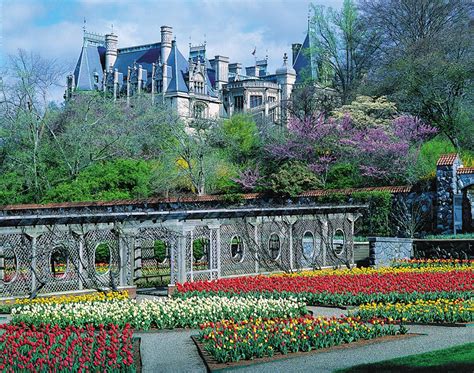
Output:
[
  {"left": 26, "top": 233, "right": 40, "bottom": 295},
  {"left": 0, "top": 246, "right": 4, "bottom": 283},
  {"left": 208, "top": 223, "right": 221, "bottom": 279},
  {"left": 321, "top": 218, "right": 328, "bottom": 267},
  {"left": 436, "top": 154, "right": 462, "bottom": 234},
  {"left": 72, "top": 231, "right": 85, "bottom": 290},
  {"left": 254, "top": 219, "right": 261, "bottom": 274},
  {"left": 287, "top": 217, "right": 297, "bottom": 271},
  {"left": 118, "top": 228, "right": 136, "bottom": 287}
]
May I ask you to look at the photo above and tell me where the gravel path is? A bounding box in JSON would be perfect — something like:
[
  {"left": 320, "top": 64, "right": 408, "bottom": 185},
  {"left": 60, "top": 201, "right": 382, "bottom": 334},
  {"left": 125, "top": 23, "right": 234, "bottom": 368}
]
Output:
[
  {"left": 136, "top": 329, "right": 206, "bottom": 373},
  {"left": 136, "top": 306, "right": 474, "bottom": 373}
]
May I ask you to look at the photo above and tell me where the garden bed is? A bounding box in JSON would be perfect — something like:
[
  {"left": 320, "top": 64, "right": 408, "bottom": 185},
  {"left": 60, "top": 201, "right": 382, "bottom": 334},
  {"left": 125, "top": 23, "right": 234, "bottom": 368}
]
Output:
[
  {"left": 176, "top": 269, "right": 474, "bottom": 306},
  {"left": 11, "top": 296, "right": 306, "bottom": 330},
  {"left": 192, "top": 333, "right": 420, "bottom": 372}
]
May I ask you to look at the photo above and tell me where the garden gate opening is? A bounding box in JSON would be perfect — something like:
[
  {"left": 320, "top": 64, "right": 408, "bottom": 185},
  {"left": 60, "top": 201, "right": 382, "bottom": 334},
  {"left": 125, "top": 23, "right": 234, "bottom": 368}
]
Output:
[{"left": 0, "top": 199, "right": 363, "bottom": 299}]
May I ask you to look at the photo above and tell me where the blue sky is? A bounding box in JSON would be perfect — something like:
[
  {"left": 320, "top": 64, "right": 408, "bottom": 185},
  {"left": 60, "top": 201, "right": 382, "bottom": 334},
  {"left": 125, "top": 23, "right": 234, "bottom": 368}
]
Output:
[{"left": 1, "top": 0, "right": 343, "bottom": 99}]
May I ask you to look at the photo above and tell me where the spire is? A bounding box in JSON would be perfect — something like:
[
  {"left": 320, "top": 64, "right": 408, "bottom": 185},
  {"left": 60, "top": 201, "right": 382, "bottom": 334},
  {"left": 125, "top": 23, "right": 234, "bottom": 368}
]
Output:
[{"left": 172, "top": 39, "right": 179, "bottom": 92}]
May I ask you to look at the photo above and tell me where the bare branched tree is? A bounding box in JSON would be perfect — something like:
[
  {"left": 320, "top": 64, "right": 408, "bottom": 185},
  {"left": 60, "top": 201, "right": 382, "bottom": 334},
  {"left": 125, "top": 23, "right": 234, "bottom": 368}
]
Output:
[
  {"left": 391, "top": 196, "right": 430, "bottom": 238},
  {"left": 0, "top": 50, "right": 68, "bottom": 200}
]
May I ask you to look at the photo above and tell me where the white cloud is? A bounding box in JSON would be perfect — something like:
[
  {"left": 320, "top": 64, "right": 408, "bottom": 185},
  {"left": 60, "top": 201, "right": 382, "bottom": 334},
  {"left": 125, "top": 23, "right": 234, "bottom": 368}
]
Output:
[{"left": 2, "top": 0, "right": 344, "bottom": 101}]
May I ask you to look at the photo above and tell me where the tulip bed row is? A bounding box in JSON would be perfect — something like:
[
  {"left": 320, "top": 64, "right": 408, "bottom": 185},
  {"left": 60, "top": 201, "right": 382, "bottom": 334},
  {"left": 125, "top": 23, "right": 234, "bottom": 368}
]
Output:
[
  {"left": 198, "top": 316, "right": 408, "bottom": 363},
  {"left": 0, "top": 291, "right": 130, "bottom": 314},
  {"left": 273, "top": 263, "right": 474, "bottom": 278},
  {"left": 11, "top": 296, "right": 306, "bottom": 330},
  {"left": 176, "top": 270, "right": 473, "bottom": 306},
  {"left": 350, "top": 298, "right": 474, "bottom": 324},
  {"left": 391, "top": 259, "right": 474, "bottom": 269},
  {"left": 0, "top": 323, "right": 134, "bottom": 372}
]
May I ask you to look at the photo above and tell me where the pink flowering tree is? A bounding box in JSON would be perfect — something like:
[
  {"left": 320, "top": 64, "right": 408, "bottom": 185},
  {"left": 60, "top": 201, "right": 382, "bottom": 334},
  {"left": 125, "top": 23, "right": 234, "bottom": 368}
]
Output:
[{"left": 267, "top": 113, "right": 436, "bottom": 187}]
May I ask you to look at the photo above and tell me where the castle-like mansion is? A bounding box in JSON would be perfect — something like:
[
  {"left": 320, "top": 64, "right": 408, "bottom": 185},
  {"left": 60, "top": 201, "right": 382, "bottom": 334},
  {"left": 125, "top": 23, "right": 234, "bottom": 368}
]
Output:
[{"left": 66, "top": 25, "right": 312, "bottom": 123}]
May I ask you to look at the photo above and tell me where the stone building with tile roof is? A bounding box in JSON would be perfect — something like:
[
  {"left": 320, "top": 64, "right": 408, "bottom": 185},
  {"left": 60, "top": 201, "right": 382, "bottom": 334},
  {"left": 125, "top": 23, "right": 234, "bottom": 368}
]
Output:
[{"left": 66, "top": 25, "right": 301, "bottom": 123}]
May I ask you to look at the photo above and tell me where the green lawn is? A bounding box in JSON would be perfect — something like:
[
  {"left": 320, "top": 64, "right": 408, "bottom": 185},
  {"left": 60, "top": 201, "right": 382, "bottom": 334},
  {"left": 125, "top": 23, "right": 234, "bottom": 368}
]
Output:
[{"left": 337, "top": 343, "right": 474, "bottom": 372}]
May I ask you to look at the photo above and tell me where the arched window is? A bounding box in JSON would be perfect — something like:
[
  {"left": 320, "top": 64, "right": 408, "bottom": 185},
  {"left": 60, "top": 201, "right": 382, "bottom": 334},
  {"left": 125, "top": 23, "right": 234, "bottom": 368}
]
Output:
[
  {"left": 332, "top": 229, "right": 345, "bottom": 256},
  {"left": 268, "top": 233, "right": 281, "bottom": 260},
  {"left": 95, "top": 242, "right": 111, "bottom": 275},
  {"left": 2, "top": 247, "right": 17, "bottom": 283},
  {"left": 193, "top": 238, "right": 210, "bottom": 266},
  {"left": 50, "top": 246, "right": 68, "bottom": 279},
  {"left": 302, "top": 231, "right": 314, "bottom": 261},
  {"left": 230, "top": 236, "right": 244, "bottom": 262}
]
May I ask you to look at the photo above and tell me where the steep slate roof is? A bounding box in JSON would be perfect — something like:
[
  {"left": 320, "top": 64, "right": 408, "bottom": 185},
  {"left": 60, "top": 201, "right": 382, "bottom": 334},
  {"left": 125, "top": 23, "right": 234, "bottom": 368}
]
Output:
[
  {"left": 437, "top": 154, "right": 459, "bottom": 166},
  {"left": 114, "top": 43, "right": 161, "bottom": 76},
  {"left": 74, "top": 45, "right": 105, "bottom": 90},
  {"left": 293, "top": 32, "right": 312, "bottom": 82},
  {"left": 166, "top": 41, "right": 189, "bottom": 93}
]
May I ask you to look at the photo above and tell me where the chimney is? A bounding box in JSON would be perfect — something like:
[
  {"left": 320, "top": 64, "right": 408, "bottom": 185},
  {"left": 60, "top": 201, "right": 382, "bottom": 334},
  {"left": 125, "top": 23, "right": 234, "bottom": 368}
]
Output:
[
  {"left": 105, "top": 33, "right": 118, "bottom": 69},
  {"left": 292, "top": 43, "right": 302, "bottom": 65},
  {"left": 229, "top": 63, "right": 242, "bottom": 75},
  {"left": 214, "top": 55, "right": 229, "bottom": 90},
  {"left": 160, "top": 26, "right": 173, "bottom": 64}
]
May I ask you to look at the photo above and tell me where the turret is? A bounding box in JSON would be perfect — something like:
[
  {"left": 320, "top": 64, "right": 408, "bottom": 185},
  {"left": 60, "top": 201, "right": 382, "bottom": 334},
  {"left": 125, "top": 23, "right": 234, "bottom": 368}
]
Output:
[
  {"left": 160, "top": 26, "right": 173, "bottom": 64},
  {"left": 105, "top": 33, "right": 118, "bottom": 69}
]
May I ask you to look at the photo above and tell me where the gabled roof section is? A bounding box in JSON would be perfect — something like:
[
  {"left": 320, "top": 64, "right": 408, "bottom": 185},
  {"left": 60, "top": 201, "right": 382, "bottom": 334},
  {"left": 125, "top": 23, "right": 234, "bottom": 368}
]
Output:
[
  {"left": 437, "top": 154, "right": 459, "bottom": 166},
  {"left": 74, "top": 45, "right": 105, "bottom": 90},
  {"left": 293, "top": 32, "right": 312, "bottom": 82},
  {"left": 167, "top": 41, "right": 189, "bottom": 93}
]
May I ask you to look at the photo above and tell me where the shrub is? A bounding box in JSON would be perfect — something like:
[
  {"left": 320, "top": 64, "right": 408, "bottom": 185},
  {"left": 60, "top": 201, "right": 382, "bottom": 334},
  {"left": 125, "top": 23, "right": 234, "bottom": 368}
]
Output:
[{"left": 270, "top": 161, "right": 320, "bottom": 197}]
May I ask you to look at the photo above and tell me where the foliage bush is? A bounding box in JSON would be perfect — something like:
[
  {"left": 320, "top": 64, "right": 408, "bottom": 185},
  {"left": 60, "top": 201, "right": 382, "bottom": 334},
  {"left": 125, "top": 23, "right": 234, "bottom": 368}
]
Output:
[
  {"left": 269, "top": 161, "right": 320, "bottom": 197},
  {"left": 95, "top": 243, "right": 111, "bottom": 264},
  {"left": 154, "top": 240, "right": 167, "bottom": 262},
  {"left": 351, "top": 191, "right": 392, "bottom": 237},
  {"left": 193, "top": 238, "right": 209, "bottom": 261},
  {"left": 314, "top": 190, "right": 392, "bottom": 236},
  {"left": 325, "top": 163, "right": 361, "bottom": 189},
  {"left": 43, "top": 159, "right": 154, "bottom": 203}
]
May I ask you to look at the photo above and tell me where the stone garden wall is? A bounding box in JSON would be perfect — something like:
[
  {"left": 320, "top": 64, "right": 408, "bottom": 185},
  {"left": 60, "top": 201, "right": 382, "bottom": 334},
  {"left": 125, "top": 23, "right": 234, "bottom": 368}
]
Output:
[{"left": 368, "top": 237, "right": 413, "bottom": 267}]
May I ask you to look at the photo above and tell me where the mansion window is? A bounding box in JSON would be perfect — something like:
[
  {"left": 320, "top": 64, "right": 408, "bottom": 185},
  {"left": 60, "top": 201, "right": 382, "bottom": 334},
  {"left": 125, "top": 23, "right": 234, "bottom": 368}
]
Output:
[
  {"left": 194, "top": 75, "right": 205, "bottom": 94},
  {"left": 156, "top": 79, "right": 163, "bottom": 93},
  {"left": 268, "top": 96, "right": 276, "bottom": 103},
  {"left": 194, "top": 103, "right": 207, "bottom": 118},
  {"left": 250, "top": 95, "right": 263, "bottom": 108},
  {"left": 234, "top": 96, "right": 244, "bottom": 111}
]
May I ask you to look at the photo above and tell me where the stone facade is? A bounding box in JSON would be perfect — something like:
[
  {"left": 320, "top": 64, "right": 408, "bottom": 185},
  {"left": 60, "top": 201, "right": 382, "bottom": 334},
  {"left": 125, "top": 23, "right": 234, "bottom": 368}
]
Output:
[
  {"left": 436, "top": 154, "right": 474, "bottom": 234},
  {"left": 368, "top": 237, "right": 413, "bottom": 267},
  {"left": 66, "top": 26, "right": 301, "bottom": 124}
]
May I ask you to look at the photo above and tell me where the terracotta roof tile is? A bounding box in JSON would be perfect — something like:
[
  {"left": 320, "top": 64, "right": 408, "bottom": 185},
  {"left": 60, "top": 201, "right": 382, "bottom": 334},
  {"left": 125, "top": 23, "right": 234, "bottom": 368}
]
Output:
[
  {"left": 457, "top": 167, "right": 474, "bottom": 175},
  {"left": 0, "top": 186, "right": 412, "bottom": 211},
  {"left": 437, "top": 154, "right": 458, "bottom": 166},
  {"left": 300, "top": 185, "right": 412, "bottom": 197}
]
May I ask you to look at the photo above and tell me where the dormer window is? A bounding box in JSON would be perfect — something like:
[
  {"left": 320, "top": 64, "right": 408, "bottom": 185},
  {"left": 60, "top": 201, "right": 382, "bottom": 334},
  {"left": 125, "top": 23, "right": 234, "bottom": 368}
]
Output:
[{"left": 194, "top": 74, "right": 205, "bottom": 94}]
